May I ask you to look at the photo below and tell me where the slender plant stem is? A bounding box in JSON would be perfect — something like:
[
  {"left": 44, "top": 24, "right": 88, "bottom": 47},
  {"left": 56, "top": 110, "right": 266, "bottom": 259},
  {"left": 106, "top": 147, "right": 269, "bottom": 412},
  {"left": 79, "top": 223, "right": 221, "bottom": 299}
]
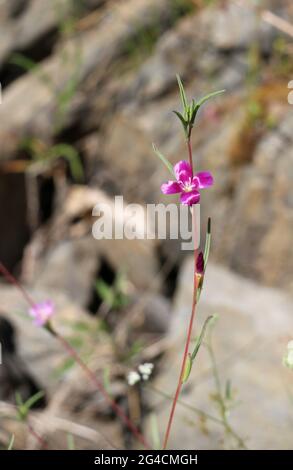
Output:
[
  {"left": 149, "top": 385, "right": 223, "bottom": 426},
  {"left": 0, "top": 262, "right": 35, "bottom": 308},
  {"left": 206, "top": 341, "right": 247, "bottom": 449},
  {"left": 0, "top": 261, "right": 150, "bottom": 450},
  {"left": 162, "top": 139, "right": 198, "bottom": 449},
  {"left": 187, "top": 139, "right": 193, "bottom": 172},
  {"left": 162, "top": 252, "right": 198, "bottom": 449}
]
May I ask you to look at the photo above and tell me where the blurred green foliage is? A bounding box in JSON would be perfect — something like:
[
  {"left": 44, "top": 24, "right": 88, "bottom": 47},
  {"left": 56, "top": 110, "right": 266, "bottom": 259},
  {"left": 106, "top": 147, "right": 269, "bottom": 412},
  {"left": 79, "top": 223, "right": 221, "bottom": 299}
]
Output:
[
  {"left": 95, "top": 272, "right": 130, "bottom": 311},
  {"left": 21, "top": 138, "right": 84, "bottom": 182},
  {"left": 15, "top": 391, "right": 45, "bottom": 421},
  {"left": 119, "top": 0, "right": 196, "bottom": 71}
]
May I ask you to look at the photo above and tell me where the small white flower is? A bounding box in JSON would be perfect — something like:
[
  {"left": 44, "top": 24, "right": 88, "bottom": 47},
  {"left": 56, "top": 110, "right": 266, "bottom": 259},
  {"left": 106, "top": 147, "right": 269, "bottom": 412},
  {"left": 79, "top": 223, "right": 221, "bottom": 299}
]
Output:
[
  {"left": 127, "top": 370, "right": 140, "bottom": 386},
  {"left": 127, "top": 363, "right": 154, "bottom": 386},
  {"left": 283, "top": 341, "right": 293, "bottom": 369},
  {"left": 138, "top": 363, "right": 154, "bottom": 380}
]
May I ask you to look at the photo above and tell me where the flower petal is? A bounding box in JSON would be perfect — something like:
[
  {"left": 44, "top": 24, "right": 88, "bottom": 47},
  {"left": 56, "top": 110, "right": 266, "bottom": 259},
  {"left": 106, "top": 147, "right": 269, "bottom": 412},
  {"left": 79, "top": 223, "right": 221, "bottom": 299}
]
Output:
[
  {"left": 174, "top": 160, "right": 193, "bottom": 184},
  {"left": 29, "top": 300, "right": 55, "bottom": 327},
  {"left": 161, "top": 181, "right": 181, "bottom": 194},
  {"left": 195, "top": 171, "right": 214, "bottom": 189},
  {"left": 180, "top": 190, "right": 200, "bottom": 206},
  {"left": 191, "top": 176, "right": 200, "bottom": 189}
]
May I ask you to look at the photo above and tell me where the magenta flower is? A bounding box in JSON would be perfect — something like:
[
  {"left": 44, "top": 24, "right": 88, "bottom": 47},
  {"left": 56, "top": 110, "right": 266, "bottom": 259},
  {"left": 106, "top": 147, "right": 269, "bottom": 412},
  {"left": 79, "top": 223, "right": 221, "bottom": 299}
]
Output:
[
  {"left": 161, "top": 160, "right": 213, "bottom": 206},
  {"left": 29, "top": 300, "right": 55, "bottom": 327}
]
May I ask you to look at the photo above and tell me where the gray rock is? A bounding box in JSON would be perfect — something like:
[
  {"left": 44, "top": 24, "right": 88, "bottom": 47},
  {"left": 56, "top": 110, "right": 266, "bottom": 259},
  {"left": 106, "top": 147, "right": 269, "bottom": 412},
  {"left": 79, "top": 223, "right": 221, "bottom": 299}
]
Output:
[
  {"left": 0, "top": 0, "right": 67, "bottom": 67},
  {"left": 0, "top": 0, "right": 175, "bottom": 159},
  {"left": 0, "top": 0, "right": 29, "bottom": 20},
  {"left": 22, "top": 186, "right": 162, "bottom": 302},
  {"left": 198, "top": 2, "right": 275, "bottom": 52},
  {"left": 208, "top": 110, "right": 293, "bottom": 291}
]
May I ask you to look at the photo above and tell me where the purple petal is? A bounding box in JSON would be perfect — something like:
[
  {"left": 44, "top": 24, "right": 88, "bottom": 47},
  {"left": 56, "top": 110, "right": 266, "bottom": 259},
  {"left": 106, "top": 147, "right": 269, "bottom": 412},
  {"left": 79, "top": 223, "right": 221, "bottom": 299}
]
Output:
[
  {"left": 191, "top": 176, "right": 200, "bottom": 190},
  {"left": 161, "top": 181, "right": 181, "bottom": 194},
  {"left": 195, "top": 171, "right": 214, "bottom": 189},
  {"left": 180, "top": 190, "right": 200, "bottom": 206},
  {"left": 29, "top": 300, "right": 55, "bottom": 327},
  {"left": 174, "top": 161, "right": 193, "bottom": 184}
]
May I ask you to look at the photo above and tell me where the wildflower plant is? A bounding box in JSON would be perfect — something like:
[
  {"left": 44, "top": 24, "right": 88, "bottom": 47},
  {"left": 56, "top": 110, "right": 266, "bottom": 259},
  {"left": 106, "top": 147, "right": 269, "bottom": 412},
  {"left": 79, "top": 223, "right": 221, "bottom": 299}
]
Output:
[
  {"left": 0, "top": 76, "right": 225, "bottom": 450},
  {"left": 154, "top": 75, "right": 225, "bottom": 449}
]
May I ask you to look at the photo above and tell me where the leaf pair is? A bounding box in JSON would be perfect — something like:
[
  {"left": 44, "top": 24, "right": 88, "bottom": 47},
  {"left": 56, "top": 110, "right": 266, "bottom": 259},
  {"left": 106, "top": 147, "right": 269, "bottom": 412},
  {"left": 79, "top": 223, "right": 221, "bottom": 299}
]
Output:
[
  {"left": 174, "top": 75, "right": 225, "bottom": 139},
  {"left": 15, "top": 390, "right": 45, "bottom": 422}
]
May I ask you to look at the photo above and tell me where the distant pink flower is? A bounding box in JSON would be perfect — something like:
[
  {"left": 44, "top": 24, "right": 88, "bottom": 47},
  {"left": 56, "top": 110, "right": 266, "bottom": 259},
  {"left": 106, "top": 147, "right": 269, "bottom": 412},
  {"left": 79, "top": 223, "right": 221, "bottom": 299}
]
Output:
[
  {"left": 29, "top": 301, "right": 55, "bottom": 327},
  {"left": 161, "top": 160, "right": 213, "bottom": 206}
]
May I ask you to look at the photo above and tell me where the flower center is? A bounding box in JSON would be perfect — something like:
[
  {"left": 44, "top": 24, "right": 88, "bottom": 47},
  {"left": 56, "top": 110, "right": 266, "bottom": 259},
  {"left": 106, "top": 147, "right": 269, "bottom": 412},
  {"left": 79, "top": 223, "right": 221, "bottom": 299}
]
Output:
[{"left": 184, "top": 183, "right": 193, "bottom": 192}]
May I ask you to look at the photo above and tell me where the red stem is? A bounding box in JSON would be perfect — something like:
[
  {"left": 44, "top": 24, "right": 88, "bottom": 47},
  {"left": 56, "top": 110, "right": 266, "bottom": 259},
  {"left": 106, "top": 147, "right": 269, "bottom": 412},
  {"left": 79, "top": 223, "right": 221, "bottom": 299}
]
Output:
[
  {"left": 0, "top": 262, "right": 35, "bottom": 308},
  {"left": 187, "top": 139, "right": 193, "bottom": 174},
  {"left": 0, "top": 261, "right": 150, "bottom": 450},
  {"left": 163, "top": 246, "right": 198, "bottom": 449},
  {"left": 162, "top": 139, "right": 198, "bottom": 449},
  {"left": 27, "top": 421, "right": 48, "bottom": 449}
]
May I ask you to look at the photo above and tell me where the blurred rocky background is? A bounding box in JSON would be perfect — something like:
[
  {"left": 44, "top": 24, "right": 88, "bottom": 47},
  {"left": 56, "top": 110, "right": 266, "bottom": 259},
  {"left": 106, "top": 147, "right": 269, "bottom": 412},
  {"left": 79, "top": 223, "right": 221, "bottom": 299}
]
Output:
[{"left": 0, "top": 0, "right": 292, "bottom": 450}]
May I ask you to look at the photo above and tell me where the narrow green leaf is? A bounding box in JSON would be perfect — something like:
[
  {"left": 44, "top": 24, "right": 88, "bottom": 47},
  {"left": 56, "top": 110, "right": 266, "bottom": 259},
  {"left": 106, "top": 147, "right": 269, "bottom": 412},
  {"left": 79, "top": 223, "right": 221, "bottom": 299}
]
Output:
[
  {"left": 15, "top": 392, "right": 23, "bottom": 408},
  {"left": 225, "top": 379, "right": 232, "bottom": 401},
  {"left": 173, "top": 110, "right": 187, "bottom": 129},
  {"left": 187, "top": 104, "right": 194, "bottom": 122},
  {"left": 15, "top": 392, "right": 29, "bottom": 421},
  {"left": 24, "top": 391, "right": 45, "bottom": 411},
  {"left": 182, "top": 354, "right": 192, "bottom": 383},
  {"left": 95, "top": 279, "right": 114, "bottom": 308},
  {"left": 7, "top": 434, "right": 15, "bottom": 450},
  {"left": 47, "top": 144, "right": 84, "bottom": 182},
  {"left": 191, "top": 89, "right": 225, "bottom": 123},
  {"left": 10, "top": 53, "right": 53, "bottom": 89},
  {"left": 196, "top": 89, "right": 225, "bottom": 108},
  {"left": 176, "top": 74, "right": 188, "bottom": 111},
  {"left": 191, "top": 315, "right": 216, "bottom": 361},
  {"left": 15, "top": 390, "right": 45, "bottom": 421},
  {"left": 152, "top": 143, "right": 174, "bottom": 176},
  {"left": 10, "top": 53, "right": 38, "bottom": 73}
]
